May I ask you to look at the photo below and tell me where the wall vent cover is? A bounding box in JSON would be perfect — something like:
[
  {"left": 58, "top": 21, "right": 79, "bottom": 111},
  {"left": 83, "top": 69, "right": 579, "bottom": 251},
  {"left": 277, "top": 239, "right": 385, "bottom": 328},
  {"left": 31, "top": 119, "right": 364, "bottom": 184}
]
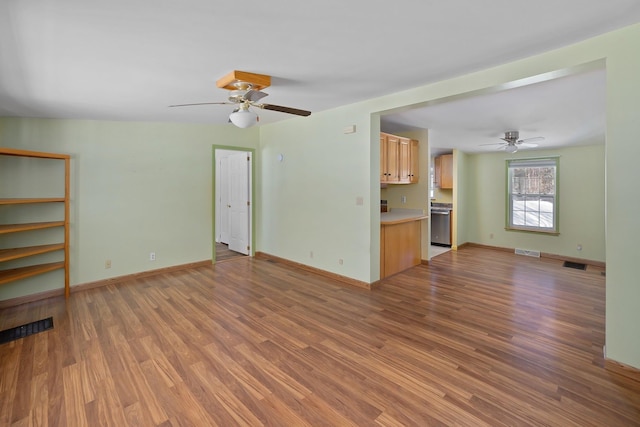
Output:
[{"left": 514, "top": 248, "right": 541, "bottom": 257}]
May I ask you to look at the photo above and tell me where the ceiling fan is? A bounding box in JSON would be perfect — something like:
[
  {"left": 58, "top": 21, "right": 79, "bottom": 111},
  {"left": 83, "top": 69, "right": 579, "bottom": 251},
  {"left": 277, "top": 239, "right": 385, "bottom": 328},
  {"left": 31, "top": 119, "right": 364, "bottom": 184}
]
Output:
[
  {"left": 169, "top": 70, "right": 311, "bottom": 128},
  {"left": 481, "top": 131, "right": 545, "bottom": 153}
]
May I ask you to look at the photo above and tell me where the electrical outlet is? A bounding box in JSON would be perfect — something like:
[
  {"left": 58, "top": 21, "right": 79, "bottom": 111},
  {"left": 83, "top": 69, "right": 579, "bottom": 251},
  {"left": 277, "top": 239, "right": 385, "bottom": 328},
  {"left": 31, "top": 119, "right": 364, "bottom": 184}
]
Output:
[
  {"left": 310, "top": 251, "right": 314, "bottom": 258},
  {"left": 150, "top": 252, "right": 156, "bottom": 261},
  {"left": 105, "top": 259, "right": 111, "bottom": 269},
  {"left": 338, "top": 259, "right": 343, "bottom": 265}
]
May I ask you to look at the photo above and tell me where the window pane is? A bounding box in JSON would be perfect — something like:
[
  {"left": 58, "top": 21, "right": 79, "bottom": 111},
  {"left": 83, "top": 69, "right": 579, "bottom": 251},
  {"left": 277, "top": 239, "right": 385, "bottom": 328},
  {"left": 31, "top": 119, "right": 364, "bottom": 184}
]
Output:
[
  {"left": 528, "top": 177, "right": 540, "bottom": 194},
  {"left": 540, "top": 196, "right": 554, "bottom": 213},
  {"left": 525, "top": 211, "right": 540, "bottom": 227},
  {"left": 540, "top": 212, "right": 554, "bottom": 228},
  {"left": 511, "top": 195, "right": 524, "bottom": 225},
  {"left": 511, "top": 175, "right": 524, "bottom": 194},
  {"left": 512, "top": 210, "right": 525, "bottom": 226},
  {"left": 525, "top": 197, "right": 540, "bottom": 212},
  {"left": 512, "top": 195, "right": 525, "bottom": 210}
]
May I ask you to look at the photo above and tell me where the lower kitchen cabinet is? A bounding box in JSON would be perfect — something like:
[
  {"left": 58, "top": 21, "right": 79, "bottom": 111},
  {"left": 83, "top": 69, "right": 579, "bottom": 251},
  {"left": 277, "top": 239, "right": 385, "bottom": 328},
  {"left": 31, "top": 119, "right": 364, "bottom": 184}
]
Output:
[{"left": 380, "top": 219, "right": 422, "bottom": 278}]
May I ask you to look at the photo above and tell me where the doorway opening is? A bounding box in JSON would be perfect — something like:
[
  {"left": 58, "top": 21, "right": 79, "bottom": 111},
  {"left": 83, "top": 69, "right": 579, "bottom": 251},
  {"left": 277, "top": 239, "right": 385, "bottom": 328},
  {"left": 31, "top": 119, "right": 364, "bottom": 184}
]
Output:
[{"left": 213, "top": 147, "right": 255, "bottom": 262}]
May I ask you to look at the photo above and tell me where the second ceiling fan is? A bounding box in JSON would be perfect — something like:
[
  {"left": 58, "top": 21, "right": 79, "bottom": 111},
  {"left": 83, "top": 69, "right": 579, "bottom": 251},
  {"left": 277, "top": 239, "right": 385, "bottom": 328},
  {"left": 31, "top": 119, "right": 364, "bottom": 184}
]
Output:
[
  {"left": 481, "top": 131, "right": 545, "bottom": 153},
  {"left": 170, "top": 70, "right": 311, "bottom": 128}
]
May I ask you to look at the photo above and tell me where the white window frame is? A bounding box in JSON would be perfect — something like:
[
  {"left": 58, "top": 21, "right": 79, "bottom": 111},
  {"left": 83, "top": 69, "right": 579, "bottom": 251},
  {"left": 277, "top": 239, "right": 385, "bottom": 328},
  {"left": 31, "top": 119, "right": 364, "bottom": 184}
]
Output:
[{"left": 506, "top": 157, "right": 559, "bottom": 234}]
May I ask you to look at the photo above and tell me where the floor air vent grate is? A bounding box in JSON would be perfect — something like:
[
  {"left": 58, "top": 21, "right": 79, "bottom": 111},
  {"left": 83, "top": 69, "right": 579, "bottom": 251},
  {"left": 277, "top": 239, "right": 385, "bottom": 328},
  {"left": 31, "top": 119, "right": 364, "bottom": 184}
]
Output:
[
  {"left": 0, "top": 317, "right": 54, "bottom": 344},
  {"left": 563, "top": 261, "right": 587, "bottom": 270}
]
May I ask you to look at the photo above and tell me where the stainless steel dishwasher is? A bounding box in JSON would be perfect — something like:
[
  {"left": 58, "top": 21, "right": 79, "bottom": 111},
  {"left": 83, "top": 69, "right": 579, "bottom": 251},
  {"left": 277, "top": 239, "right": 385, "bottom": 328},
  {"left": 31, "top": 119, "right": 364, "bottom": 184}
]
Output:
[{"left": 430, "top": 208, "right": 451, "bottom": 246}]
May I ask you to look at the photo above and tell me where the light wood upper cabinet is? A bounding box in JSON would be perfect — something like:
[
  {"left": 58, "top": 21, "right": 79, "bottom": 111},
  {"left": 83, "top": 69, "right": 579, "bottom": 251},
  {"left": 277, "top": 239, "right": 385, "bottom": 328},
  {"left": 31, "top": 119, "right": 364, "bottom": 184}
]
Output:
[
  {"left": 398, "top": 138, "right": 411, "bottom": 183},
  {"left": 381, "top": 133, "right": 419, "bottom": 184},
  {"left": 380, "top": 133, "right": 400, "bottom": 183},
  {"left": 380, "top": 134, "right": 387, "bottom": 182},
  {"left": 399, "top": 138, "right": 419, "bottom": 184},
  {"left": 434, "top": 153, "right": 453, "bottom": 189}
]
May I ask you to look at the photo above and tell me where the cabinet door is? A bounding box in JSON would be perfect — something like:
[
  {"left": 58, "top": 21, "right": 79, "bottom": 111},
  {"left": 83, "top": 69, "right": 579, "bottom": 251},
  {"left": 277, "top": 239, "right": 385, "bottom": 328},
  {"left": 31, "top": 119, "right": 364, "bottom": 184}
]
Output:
[
  {"left": 380, "top": 134, "right": 388, "bottom": 182},
  {"left": 386, "top": 135, "right": 400, "bottom": 182},
  {"left": 409, "top": 139, "right": 419, "bottom": 183},
  {"left": 382, "top": 221, "right": 421, "bottom": 277},
  {"left": 398, "top": 138, "right": 411, "bottom": 183},
  {"left": 440, "top": 154, "right": 453, "bottom": 189}
]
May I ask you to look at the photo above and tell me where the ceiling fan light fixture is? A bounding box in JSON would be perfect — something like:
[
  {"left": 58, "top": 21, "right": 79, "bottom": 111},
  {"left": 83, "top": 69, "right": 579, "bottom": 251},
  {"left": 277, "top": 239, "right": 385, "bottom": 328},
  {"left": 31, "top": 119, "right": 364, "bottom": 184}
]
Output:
[
  {"left": 505, "top": 144, "right": 518, "bottom": 154},
  {"left": 229, "top": 107, "right": 259, "bottom": 128}
]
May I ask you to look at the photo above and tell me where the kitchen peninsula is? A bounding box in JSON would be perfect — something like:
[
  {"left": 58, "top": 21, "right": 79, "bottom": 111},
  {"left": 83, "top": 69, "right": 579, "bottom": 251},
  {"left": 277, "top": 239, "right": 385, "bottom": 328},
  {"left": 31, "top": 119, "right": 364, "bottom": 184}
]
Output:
[{"left": 380, "top": 209, "right": 428, "bottom": 278}]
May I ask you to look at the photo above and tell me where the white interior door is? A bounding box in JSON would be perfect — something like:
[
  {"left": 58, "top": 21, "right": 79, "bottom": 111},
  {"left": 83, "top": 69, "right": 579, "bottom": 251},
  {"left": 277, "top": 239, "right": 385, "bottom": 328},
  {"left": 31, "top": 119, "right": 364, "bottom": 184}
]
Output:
[
  {"left": 218, "top": 156, "right": 230, "bottom": 244},
  {"left": 228, "top": 151, "right": 250, "bottom": 254}
]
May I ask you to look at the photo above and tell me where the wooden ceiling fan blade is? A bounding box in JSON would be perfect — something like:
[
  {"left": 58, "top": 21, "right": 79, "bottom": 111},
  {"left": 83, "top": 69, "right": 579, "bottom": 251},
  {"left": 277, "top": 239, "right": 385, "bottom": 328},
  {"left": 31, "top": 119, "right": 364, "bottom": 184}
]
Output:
[
  {"left": 169, "top": 102, "right": 232, "bottom": 107},
  {"left": 260, "top": 104, "right": 311, "bottom": 116}
]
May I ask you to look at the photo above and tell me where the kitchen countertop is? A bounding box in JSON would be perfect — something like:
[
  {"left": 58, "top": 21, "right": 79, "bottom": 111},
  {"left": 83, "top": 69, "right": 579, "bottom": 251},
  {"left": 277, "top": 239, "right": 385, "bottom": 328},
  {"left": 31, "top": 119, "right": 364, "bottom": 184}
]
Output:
[{"left": 381, "top": 208, "right": 428, "bottom": 225}]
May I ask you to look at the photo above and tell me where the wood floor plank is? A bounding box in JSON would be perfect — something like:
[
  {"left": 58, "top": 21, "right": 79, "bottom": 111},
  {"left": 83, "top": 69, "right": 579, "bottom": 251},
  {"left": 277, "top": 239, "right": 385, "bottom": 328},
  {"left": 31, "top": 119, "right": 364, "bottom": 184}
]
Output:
[
  {"left": 2, "top": 247, "right": 640, "bottom": 426},
  {"left": 62, "top": 362, "right": 89, "bottom": 427},
  {"left": 190, "top": 360, "right": 265, "bottom": 426},
  {"left": 1, "top": 343, "right": 20, "bottom": 425},
  {"left": 29, "top": 372, "right": 48, "bottom": 426}
]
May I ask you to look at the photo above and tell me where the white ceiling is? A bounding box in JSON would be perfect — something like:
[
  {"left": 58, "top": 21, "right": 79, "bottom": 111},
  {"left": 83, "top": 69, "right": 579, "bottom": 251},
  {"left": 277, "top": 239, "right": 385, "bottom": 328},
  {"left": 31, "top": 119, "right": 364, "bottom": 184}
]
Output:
[
  {"left": 382, "top": 67, "right": 606, "bottom": 153},
  {"left": 1, "top": 1, "right": 639, "bottom": 152}
]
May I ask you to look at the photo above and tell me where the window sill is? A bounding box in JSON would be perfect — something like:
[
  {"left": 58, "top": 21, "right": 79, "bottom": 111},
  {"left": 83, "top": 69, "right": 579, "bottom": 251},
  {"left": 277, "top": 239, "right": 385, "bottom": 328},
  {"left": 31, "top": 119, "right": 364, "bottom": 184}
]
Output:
[{"left": 505, "top": 227, "right": 559, "bottom": 236}]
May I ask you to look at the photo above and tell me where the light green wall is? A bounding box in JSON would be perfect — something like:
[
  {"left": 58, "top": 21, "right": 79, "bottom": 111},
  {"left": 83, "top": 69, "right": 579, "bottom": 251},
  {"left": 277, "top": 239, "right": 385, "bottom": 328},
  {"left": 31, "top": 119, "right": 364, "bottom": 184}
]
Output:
[
  {"left": 453, "top": 150, "right": 470, "bottom": 247},
  {"left": 602, "top": 26, "right": 640, "bottom": 368},
  {"left": 256, "top": 106, "right": 374, "bottom": 282},
  {"left": 463, "top": 145, "right": 605, "bottom": 261},
  {"left": 0, "top": 118, "right": 259, "bottom": 299}
]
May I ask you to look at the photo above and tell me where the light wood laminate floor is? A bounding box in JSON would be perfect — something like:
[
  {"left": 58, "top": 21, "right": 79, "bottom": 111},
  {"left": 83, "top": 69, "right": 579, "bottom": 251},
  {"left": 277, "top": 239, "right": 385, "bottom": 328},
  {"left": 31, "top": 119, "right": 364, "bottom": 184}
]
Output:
[
  {"left": 1, "top": 246, "right": 639, "bottom": 426},
  {"left": 215, "top": 242, "right": 247, "bottom": 262}
]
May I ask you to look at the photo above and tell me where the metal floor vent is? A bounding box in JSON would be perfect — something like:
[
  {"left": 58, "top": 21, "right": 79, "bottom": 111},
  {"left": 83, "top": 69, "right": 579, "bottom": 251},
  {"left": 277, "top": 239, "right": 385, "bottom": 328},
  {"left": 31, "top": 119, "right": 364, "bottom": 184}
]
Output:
[
  {"left": 0, "top": 317, "right": 53, "bottom": 345},
  {"left": 563, "top": 261, "right": 587, "bottom": 270}
]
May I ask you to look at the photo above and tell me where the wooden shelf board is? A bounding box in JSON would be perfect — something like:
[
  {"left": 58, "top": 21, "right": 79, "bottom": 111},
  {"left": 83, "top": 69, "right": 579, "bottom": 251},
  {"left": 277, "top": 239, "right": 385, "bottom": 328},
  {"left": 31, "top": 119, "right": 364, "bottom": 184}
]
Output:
[
  {"left": 0, "top": 198, "right": 65, "bottom": 205},
  {"left": 0, "top": 244, "right": 65, "bottom": 263},
  {"left": 0, "top": 221, "right": 65, "bottom": 234},
  {"left": 0, "top": 147, "right": 70, "bottom": 159},
  {"left": 0, "top": 262, "right": 65, "bottom": 286}
]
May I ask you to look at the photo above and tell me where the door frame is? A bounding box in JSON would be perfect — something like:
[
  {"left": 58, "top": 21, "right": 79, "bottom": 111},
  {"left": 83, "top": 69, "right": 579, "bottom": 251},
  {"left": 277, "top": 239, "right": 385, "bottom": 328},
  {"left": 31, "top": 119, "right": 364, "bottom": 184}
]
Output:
[{"left": 212, "top": 145, "right": 256, "bottom": 262}]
